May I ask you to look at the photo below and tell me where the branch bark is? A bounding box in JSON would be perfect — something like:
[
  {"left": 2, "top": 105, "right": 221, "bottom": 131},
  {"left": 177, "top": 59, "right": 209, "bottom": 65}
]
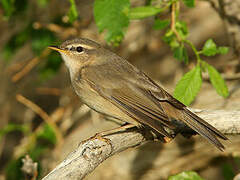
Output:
[{"left": 42, "top": 109, "right": 240, "bottom": 180}]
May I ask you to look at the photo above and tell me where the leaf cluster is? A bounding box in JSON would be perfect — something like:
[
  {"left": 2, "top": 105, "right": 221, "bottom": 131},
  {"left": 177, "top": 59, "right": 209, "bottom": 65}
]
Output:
[{"left": 174, "top": 39, "right": 229, "bottom": 105}]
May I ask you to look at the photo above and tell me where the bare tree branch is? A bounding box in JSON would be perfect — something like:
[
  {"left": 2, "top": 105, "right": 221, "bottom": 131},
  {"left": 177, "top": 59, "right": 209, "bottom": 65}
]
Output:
[{"left": 42, "top": 109, "right": 240, "bottom": 180}]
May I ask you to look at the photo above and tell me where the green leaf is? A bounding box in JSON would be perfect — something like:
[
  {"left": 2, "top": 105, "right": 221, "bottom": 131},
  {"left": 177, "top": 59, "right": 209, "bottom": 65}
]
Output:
[
  {"left": 153, "top": 19, "right": 170, "bottom": 30},
  {"left": 2, "top": 23, "right": 56, "bottom": 61},
  {"left": 163, "top": 30, "right": 174, "bottom": 43},
  {"left": 218, "top": 46, "right": 229, "bottom": 55},
  {"left": 202, "top": 39, "right": 229, "bottom": 56},
  {"left": 0, "top": 123, "right": 29, "bottom": 141},
  {"left": 39, "top": 52, "right": 62, "bottom": 81},
  {"left": 175, "top": 21, "right": 188, "bottom": 40},
  {"left": 173, "top": 46, "right": 183, "bottom": 61},
  {"left": 129, "top": 6, "right": 162, "bottom": 19},
  {"left": 170, "top": 39, "right": 180, "bottom": 49},
  {"left": 222, "top": 164, "right": 235, "bottom": 180},
  {"left": 37, "top": 124, "right": 57, "bottom": 145},
  {"left": 94, "top": 0, "right": 130, "bottom": 45},
  {"left": 2, "top": 25, "right": 31, "bottom": 61},
  {"left": 1, "top": 0, "right": 15, "bottom": 18},
  {"left": 182, "top": 0, "right": 195, "bottom": 8},
  {"left": 31, "top": 29, "right": 56, "bottom": 55},
  {"left": 67, "top": 0, "right": 78, "bottom": 23},
  {"left": 1, "top": 0, "right": 27, "bottom": 19},
  {"left": 37, "top": 0, "right": 49, "bottom": 7},
  {"left": 173, "top": 44, "right": 188, "bottom": 64},
  {"left": 174, "top": 66, "right": 202, "bottom": 105},
  {"left": 207, "top": 64, "right": 229, "bottom": 98},
  {"left": 5, "top": 158, "right": 24, "bottom": 180},
  {"left": 234, "top": 157, "right": 240, "bottom": 169},
  {"left": 182, "top": 46, "right": 189, "bottom": 64},
  {"left": 200, "top": 61, "right": 208, "bottom": 72},
  {"left": 168, "top": 171, "right": 204, "bottom": 180},
  {"left": 163, "top": 30, "right": 180, "bottom": 49},
  {"left": 202, "top": 39, "right": 217, "bottom": 56},
  {"left": 29, "top": 144, "right": 47, "bottom": 161}
]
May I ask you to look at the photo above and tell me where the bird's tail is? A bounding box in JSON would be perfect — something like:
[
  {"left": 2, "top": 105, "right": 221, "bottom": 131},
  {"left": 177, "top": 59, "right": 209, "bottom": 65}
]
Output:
[{"left": 181, "top": 108, "right": 228, "bottom": 151}]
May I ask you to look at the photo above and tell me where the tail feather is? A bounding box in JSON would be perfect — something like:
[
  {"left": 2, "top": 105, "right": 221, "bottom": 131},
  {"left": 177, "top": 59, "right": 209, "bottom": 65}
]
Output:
[
  {"left": 185, "top": 108, "right": 228, "bottom": 140},
  {"left": 182, "top": 109, "right": 226, "bottom": 151}
]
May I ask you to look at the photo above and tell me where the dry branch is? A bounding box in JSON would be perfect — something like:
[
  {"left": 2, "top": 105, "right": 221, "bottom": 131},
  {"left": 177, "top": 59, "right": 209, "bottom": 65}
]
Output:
[
  {"left": 16, "top": 94, "right": 63, "bottom": 148},
  {"left": 42, "top": 109, "right": 240, "bottom": 180},
  {"left": 12, "top": 49, "right": 50, "bottom": 82}
]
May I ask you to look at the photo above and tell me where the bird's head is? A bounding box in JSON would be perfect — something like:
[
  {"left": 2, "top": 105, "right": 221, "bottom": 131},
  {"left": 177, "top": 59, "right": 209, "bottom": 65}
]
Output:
[{"left": 49, "top": 38, "right": 104, "bottom": 75}]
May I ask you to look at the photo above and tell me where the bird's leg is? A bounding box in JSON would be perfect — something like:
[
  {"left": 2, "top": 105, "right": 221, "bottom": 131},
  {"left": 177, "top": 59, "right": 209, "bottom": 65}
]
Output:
[
  {"left": 89, "top": 123, "right": 137, "bottom": 152},
  {"left": 144, "top": 127, "right": 175, "bottom": 143},
  {"left": 94, "top": 123, "right": 137, "bottom": 137},
  {"left": 151, "top": 132, "right": 174, "bottom": 143}
]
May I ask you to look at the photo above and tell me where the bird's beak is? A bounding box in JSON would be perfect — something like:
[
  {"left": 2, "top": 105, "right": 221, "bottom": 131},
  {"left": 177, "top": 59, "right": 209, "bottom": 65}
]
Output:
[{"left": 48, "top": 46, "right": 68, "bottom": 54}]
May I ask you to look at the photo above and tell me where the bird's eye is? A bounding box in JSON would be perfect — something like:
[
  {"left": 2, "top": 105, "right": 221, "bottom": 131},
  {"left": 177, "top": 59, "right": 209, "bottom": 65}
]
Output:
[{"left": 76, "top": 46, "right": 83, "bottom": 53}]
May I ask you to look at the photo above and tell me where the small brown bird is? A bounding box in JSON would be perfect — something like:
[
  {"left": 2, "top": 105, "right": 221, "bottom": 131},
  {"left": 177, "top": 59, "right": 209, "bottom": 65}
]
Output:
[{"left": 49, "top": 38, "right": 227, "bottom": 151}]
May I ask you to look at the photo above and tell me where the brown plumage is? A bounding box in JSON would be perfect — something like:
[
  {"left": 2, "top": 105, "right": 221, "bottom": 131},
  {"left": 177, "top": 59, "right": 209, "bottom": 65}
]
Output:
[{"left": 49, "top": 38, "right": 228, "bottom": 151}]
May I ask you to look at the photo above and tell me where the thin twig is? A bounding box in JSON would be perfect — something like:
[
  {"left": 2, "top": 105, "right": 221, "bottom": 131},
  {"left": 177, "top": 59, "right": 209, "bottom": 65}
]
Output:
[
  {"left": 16, "top": 94, "right": 50, "bottom": 123},
  {"left": 12, "top": 49, "right": 50, "bottom": 82},
  {"left": 14, "top": 96, "right": 66, "bottom": 158},
  {"left": 171, "top": 2, "right": 181, "bottom": 41},
  {"left": 16, "top": 94, "right": 63, "bottom": 143},
  {"left": 36, "top": 87, "right": 61, "bottom": 96}
]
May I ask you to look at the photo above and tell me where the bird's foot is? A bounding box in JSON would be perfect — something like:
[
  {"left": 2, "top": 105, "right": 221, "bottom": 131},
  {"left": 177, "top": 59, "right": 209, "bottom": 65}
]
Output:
[
  {"left": 92, "top": 132, "right": 112, "bottom": 146},
  {"left": 163, "top": 136, "right": 173, "bottom": 143}
]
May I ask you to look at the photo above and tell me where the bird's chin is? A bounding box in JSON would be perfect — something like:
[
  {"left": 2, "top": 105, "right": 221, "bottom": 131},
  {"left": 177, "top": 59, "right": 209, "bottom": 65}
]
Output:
[{"left": 60, "top": 53, "right": 78, "bottom": 76}]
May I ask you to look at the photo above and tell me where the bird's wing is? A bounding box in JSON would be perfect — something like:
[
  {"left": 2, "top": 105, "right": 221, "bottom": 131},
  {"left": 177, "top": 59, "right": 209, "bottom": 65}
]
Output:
[
  {"left": 80, "top": 64, "right": 175, "bottom": 137},
  {"left": 82, "top": 62, "right": 227, "bottom": 150}
]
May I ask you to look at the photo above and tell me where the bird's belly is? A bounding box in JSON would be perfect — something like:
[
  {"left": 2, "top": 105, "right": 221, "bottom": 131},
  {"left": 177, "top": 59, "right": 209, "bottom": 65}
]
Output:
[{"left": 72, "top": 81, "right": 138, "bottom": 126}]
